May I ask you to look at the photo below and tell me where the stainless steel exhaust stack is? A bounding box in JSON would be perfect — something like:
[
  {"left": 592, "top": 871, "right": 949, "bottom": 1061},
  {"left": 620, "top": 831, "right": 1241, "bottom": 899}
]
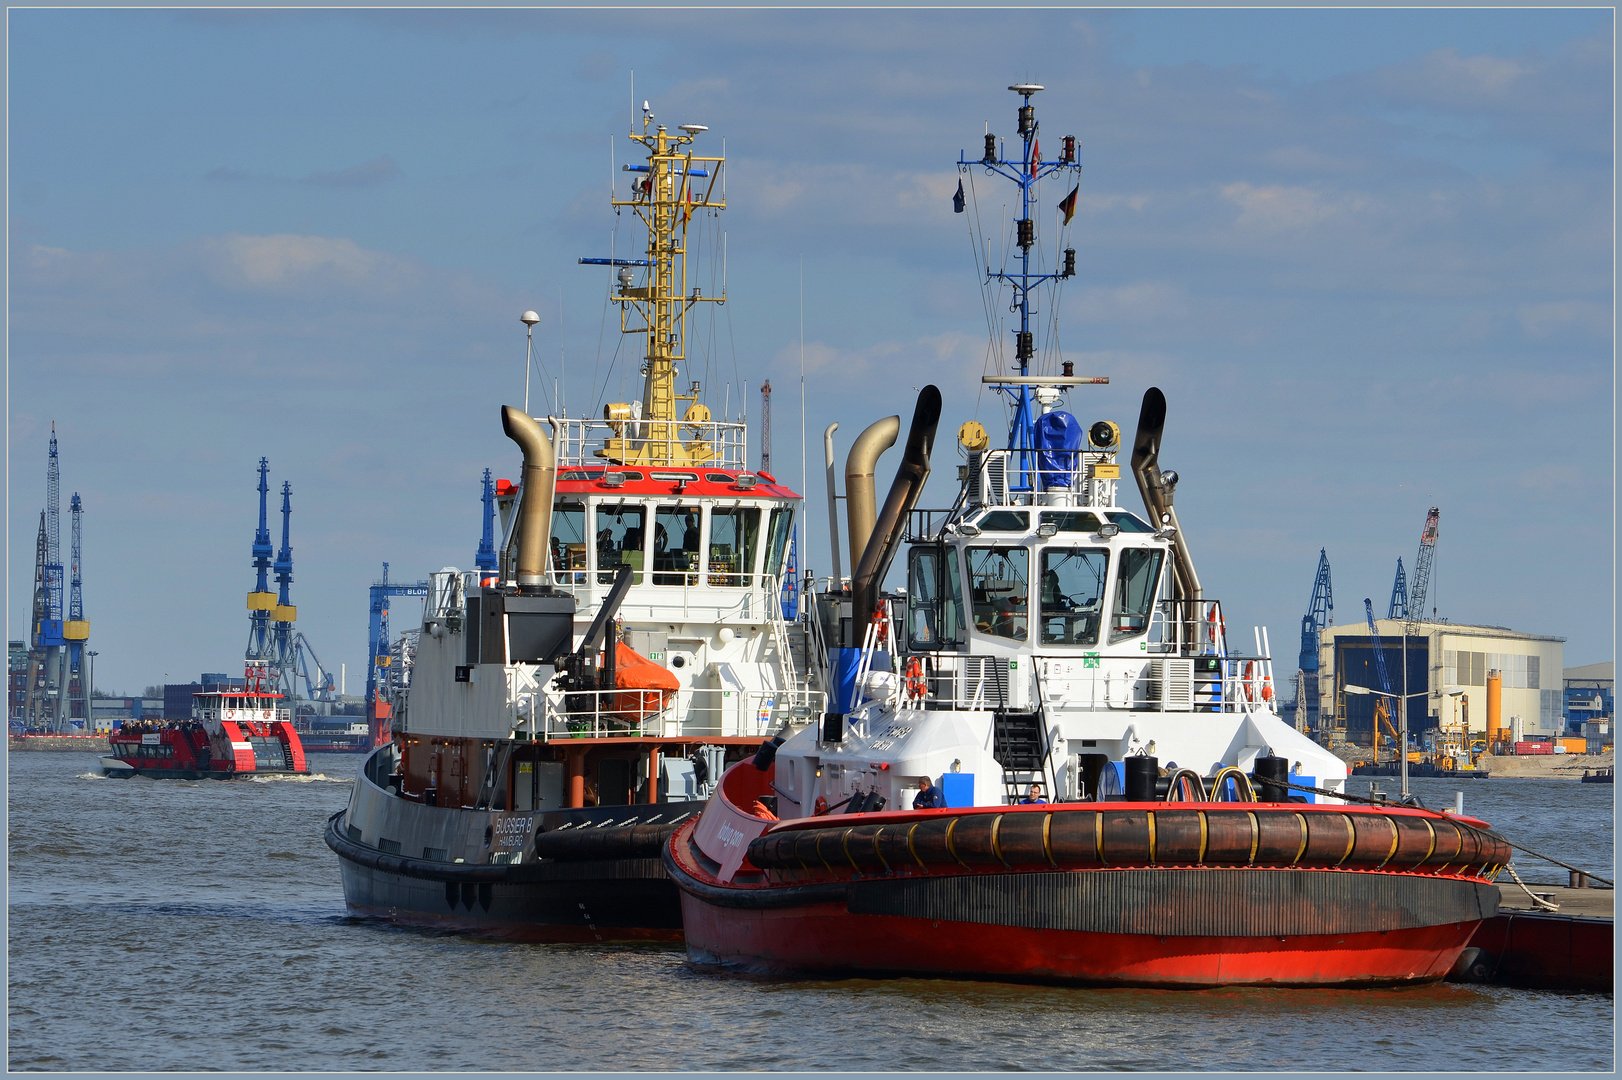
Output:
[
  {"left": 852, "top": 387, "right": 941, "bottom": 633},
  {"left": 844, "top": 414, "right": 900, "bottom": 578},
  {"left": 501, "top": 406, "right": 558, "bottom": 589},
  {"left": 823, "top": 423, "right": 843, "bottom": 583},
  {"left": 1129, "top": 387, "right": 1201, "bottom": 601}
]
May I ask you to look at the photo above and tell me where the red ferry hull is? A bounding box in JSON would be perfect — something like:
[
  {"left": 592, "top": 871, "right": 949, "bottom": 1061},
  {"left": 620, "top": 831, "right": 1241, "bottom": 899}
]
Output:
[{"left": 677, "top": 893, "right": 1476, "bottom": 988}]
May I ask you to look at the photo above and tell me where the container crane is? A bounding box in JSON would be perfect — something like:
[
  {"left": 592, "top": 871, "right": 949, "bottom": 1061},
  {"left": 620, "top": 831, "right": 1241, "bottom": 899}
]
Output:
[
  {"left": 65, "top": 494, "right": 91, "bottom": 723},
  {"left": 1404, "top": 507, "right": 1440, "bottom": 637},
  {"left": 1387, "top": 557, "right": 1408, "bottom": 621},
  {"left": 475, "top": 469, "right": 498, "bottom": 586},
  {"left": 25, "top": 426, "right": 69, "bottom": 731},
  {"left": 1294, "top": 548, "right": 1332, "bottom": 735},
  {"left": 271, "top": 480, "right": 297, "bottom": 694},
  {"left": 366, "top": 562, "right": 429, "bottom": 746},
  {"left": 246, "top": 458, "right": 276, "bottom": 664}
]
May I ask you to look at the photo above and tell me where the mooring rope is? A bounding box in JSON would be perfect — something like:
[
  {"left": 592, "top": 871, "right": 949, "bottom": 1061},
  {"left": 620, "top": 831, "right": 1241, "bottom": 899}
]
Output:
[
  {"left": 1504, "top": 863, "right": 1561, "bottom": 911},
  {"left": 1260, "top": 777, "right": 1615, "bottom": 888}
]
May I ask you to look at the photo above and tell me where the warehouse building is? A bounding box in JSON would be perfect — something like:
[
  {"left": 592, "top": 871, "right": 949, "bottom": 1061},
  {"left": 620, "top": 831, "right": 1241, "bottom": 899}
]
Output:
[{"left": 1315, "top": 620, "right": 1564, "bottom": 748}]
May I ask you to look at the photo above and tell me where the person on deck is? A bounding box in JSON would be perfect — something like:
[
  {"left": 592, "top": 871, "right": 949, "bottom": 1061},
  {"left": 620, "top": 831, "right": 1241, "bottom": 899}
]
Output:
[
  {"left": 912, "top": 775, "right": 947, "bottom": 809},
  {"left": 1020, "top": 783, "right": 1048, "bottom": 805}
]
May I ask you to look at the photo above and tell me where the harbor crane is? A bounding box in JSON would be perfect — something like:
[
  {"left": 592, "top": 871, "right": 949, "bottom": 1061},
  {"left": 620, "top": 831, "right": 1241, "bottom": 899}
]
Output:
[
  {"left": 1404, "top": 507, "right": 1440, "bottom": 636},
  {"left": 366, "top": 562, "right": 430, "bottom": 745},
  {"left": 1362, "top": 598, "right": 1403, "bottom": 759},
  {"left": 1293, "top": 548, "right": 1332, "bottom": 735},
  {"left": 24, "top": 425, "right": 74, "bottom": 731},
  {"left": 1387, "top": 557, "right": 1408, "bottom": 621},
  {"left": 475, "top": 469, "right": 498, "bottom": 586}
]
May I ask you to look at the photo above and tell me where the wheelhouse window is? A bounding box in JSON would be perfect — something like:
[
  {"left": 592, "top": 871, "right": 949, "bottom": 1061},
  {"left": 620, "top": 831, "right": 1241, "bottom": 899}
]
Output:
[
  {"left": 907, "top": 545, "right": 966, "bottom": 650},
  {"left": 550, "top": 501, "right": 587, "bottom": 584},
  {"left": 595, "top": 503, "right": 646, "bottom": 585},
  {"left": 652, "top": 505, "right": 703, "bottom": 585},
  {"left": 707, "top": 507, "right": 761, "bottom": 587},
  {"left": 968, "top": 546, "right": 1029, "bottom": 641},
  {"left": 1039, "top": 548, "right": 1108, "bottom": 646},
  {"left": 1111, "top": 548, "right": 1165, "bottom": 642},
  {"left": 974, "top": 510, "right": 1029, "bottom": 532},
  {"left": 1038, "top": 511, "right": 1103, "bottom": 533},
  {"left": 1106, "top": 511, "right": 1155, "bottom": 533},
  {"left": 764, "top": 507, "right": 795, "bottom": 584}
]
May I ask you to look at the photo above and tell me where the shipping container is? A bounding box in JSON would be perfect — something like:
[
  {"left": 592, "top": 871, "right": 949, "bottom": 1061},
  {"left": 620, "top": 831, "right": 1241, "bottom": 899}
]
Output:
[{"left": 1514, "top": 741, "right": 1553, "bottom": 755}]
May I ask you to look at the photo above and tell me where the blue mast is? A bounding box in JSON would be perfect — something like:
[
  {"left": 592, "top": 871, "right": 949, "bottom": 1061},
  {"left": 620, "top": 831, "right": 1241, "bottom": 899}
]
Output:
[
  {"left": 475, "top": 468, "right": 498, "bottom": 582},
  {"left": 959, "top": 84, "right": 1081, "bottom": 487},
  {"left": 246, "top": 457, "right": 274, "bottom": 662}
]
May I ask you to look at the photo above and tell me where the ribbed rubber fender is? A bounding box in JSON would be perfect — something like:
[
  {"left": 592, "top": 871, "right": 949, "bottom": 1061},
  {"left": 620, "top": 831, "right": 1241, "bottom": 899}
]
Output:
[
  {"left": 994, "top": 811, "right": 1053, "bottom": 868},
  {"left": 948, "top": 814, "right": 1005, "bottom": 867},
  {"left": 1392, "top": 814, "right": 1439, "bottom": 867},
  {"left": 1350, "top": 814, "right": 1400, "bottom": 866},
  {"left": 908, "top": 816, "right": 959, "bottom": 868},
  {"left": 324, "top": 812, "right": 521, "bottom": 884},
  {"left": 1048, "top": 810, "right": 1103, "bottom": 865},
  {"left": 1153, "top": 810, "right": 1206, "bottom": 865},
  {"left": 843, "top": 824, "right": 890, "bottom": 875},
  {"left": 1303, "top": 810, "right": 1358, "bottom": 865},
  {"left": 662, "top": 836, "right": 849, "bottom": 910},
  {"left": 1202, "top": 810, "right": 1257, "bottom": 864},
  {"left": 1100, "top": 810, "right": 1152, "bottom": 864},
  {"left": 532, "top": 822, "right": 678, "bottom": 862}
]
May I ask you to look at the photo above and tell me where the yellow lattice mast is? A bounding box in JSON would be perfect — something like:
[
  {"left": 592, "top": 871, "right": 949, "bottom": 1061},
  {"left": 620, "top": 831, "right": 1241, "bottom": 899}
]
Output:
[{"left": 599, "top": 109, "right": 726, "bottom": 466}]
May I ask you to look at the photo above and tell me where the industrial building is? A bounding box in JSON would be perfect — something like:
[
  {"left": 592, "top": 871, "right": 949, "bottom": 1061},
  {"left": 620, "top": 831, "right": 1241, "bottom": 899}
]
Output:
[
  {"left": 1564, "top": 661, "right": 1613, "bottom": 748},
  {"left": 1316, "top": 619, "right": 1565, "bottom": 748}
]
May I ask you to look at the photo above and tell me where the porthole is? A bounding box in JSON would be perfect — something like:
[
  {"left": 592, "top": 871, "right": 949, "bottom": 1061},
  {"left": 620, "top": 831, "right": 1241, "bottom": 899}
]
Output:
[{"left": 672, "top": 655, "right": 686, "bottom": 669}]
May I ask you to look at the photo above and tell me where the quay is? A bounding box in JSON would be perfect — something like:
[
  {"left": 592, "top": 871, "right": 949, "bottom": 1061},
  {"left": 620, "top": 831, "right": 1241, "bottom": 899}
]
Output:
[
  {"left": 1465, "top": 880, "right": 1614, "bottom": 992},
  {"left": 9, "top": 734, "right": 110, "bottom": 752}
]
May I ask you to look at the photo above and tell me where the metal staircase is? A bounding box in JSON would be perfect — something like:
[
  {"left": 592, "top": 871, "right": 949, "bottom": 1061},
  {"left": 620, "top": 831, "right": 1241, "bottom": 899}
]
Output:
[{"left": 993, "top": 708, "right": 1052, "bottom": 804}]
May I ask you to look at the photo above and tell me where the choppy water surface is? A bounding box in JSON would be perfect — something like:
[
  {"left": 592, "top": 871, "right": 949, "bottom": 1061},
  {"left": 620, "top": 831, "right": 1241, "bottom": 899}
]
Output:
[{"left": 8, "top": 753, "right": 1613, "bottom": 1071}]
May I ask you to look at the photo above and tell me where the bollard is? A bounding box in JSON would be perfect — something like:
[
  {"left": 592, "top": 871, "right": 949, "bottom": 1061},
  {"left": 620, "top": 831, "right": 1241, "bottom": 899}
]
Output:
[
  {"left": 1454, "top": 790, "right": 1464, "bottom": 816},
  {"left": 1569, "top": 870, "right": 1589, "bottom": 889}
]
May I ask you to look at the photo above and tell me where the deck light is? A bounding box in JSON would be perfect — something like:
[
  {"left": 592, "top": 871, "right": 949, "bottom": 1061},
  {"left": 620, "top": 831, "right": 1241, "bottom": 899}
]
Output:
[
  {"left": 602, "top": 472, "right": 626, "bottom": 488},
  {"left": 1037, "top": 522, "right": 1058, "bottom": 537},
  {"left": 1096, "top": 523, "right": 1120, "bottom": 538},
  {"left": 734, "top": 474, "right": 758, "bottom": 490}
]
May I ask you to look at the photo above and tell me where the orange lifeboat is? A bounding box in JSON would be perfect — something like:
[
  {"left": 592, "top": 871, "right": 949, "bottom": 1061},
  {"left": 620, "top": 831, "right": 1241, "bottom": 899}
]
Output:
[{"left": 608, "top": 641, "right": 680, "bottom": 722}]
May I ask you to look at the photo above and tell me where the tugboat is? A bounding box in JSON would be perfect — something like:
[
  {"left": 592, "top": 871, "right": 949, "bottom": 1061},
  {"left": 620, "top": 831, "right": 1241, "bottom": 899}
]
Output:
[
  {"left": 102, "top": 660, "right": 309, "bottom": 779},
  {"left": 663, "top": 85, "right": 1510, "bottom": 988},
  {"left": 326, "top": 108, "right": 818, "bottom": 941}
]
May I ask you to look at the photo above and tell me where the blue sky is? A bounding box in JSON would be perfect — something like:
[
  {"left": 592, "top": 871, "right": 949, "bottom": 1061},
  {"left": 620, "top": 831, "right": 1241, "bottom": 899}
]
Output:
[{"left": 8, "top": 8, "right": 1613, "bottom": 697}]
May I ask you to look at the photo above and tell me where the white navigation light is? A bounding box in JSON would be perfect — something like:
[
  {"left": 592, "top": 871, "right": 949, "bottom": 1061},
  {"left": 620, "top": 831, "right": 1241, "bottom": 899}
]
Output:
[
  {"left": 617, "top": 266, "right": 634, "bottom": 287},
  {"left": 679, "top": 124, "right": 708, "bottom": 134}
]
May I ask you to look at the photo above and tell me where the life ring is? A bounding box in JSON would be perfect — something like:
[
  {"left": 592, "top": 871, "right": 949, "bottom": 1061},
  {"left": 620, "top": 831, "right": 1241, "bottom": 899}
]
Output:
[
  {"left": 1242, "top": 661, "right": 1256, "bottom": 702},
  {"left": 904, "top": 656, "right": 927, "bottom": 700}
]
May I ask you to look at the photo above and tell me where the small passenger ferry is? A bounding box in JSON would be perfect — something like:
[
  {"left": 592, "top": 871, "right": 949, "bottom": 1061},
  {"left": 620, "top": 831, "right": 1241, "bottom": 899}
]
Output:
[
  {"left": 664, "top": 85, "right": 1509, "bottom": 988},
  {"left": 102, "top": 660, "right": 309, "bottom": 779}
]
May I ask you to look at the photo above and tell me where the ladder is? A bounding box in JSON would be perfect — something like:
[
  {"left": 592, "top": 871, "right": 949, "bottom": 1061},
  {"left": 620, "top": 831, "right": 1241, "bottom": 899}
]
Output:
[{"left": 993, "top": 708, "right": 1052, "bottom": 805}]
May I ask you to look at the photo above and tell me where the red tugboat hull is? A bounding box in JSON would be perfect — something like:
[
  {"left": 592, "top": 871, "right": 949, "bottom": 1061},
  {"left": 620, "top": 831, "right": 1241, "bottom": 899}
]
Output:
[
  {"left": 676, "top": 889, "right": 1480, "bottom": 988},
  {"left": 664, "top": 762, "right": 1510, "bottom": 989}
]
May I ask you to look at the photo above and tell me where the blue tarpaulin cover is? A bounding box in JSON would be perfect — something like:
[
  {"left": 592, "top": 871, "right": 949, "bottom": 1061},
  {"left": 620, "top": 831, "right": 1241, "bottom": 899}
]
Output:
[{"left": 1034, "top": 410, "right": 1085, "bottom": 489}]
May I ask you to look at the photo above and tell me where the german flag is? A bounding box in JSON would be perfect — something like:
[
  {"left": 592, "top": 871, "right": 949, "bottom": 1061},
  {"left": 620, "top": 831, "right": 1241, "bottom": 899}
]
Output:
[{"left": 1058, "top": 184, "right": 1079, "bottom": 226}]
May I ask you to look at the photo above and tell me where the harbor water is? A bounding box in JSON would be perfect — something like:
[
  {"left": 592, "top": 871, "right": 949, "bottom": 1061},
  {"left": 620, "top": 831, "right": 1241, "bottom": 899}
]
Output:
[{"left": 8, "top": 753, "right": 1613, "bottom": 1072}]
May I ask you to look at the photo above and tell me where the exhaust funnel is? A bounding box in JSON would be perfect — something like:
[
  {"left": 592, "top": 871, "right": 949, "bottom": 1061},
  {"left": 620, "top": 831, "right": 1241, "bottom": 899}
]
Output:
[
  {"left": 852, "top": 386, "right": 941, "bottom": 633},
  {"left": 1129, "top": 387, "right": 1201, "bottom": 601},
  {"left": 501, "top": 406, "right": 558, "bottom": 588},
  {"left": 845, "top": 415, "right": 900, "bottom": 578}
]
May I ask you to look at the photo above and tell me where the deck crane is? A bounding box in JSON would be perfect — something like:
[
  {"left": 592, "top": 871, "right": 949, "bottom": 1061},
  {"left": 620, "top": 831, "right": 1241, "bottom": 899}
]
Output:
[
  {"left": 1293, "top": 549, "right": 1332, "bottom": 734},
  {"left": 1387, "top": 557, "right": 1408, "bottom": 621},
  {"left": 1404, "top": 507, "right": 1440, "bottom": 636},
  {"left": 1363, "top": 598, "right": 1402, "bottom": 760}
]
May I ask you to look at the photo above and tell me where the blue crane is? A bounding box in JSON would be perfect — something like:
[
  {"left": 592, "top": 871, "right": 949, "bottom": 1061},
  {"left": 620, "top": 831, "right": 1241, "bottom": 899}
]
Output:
[
  {"left": 246, "top": 458, "right": 275, "bottom": 663},
  {"left": 366, "top": 562, "right": 429, "bottom": 744},
  {"left": 1387, "top": 557, "right": 1408, "bottom": 620},
  {"left": 270, "top": 480, "right": 297, "bottom": 693},
  {"left": 1297, "top": 549, "right": 1333, "bottom": 673},
  {"left": 1363, "top": 598, "right": 1403, "bottom": 758},
  {"left": 475, "top": 468, "right": 498, "bottom": 584}
]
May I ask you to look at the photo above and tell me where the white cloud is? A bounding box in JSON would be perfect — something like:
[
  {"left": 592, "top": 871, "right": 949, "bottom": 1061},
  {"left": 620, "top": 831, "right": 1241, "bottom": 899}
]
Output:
[{"left": 1220, "top": 182, "right": 1371, "bottom": 231}]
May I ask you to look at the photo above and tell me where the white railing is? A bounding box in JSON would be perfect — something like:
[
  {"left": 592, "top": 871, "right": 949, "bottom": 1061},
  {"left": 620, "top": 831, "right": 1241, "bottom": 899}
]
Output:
[
  {"left": 528, "top": 685, "right": 824, "bottom": 740},
  {"left": 966, "top": 447, "right": 1120, "bottom": 508},
  {"left": 547, "top": 415, "right": 749, "bottom": 472}
]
